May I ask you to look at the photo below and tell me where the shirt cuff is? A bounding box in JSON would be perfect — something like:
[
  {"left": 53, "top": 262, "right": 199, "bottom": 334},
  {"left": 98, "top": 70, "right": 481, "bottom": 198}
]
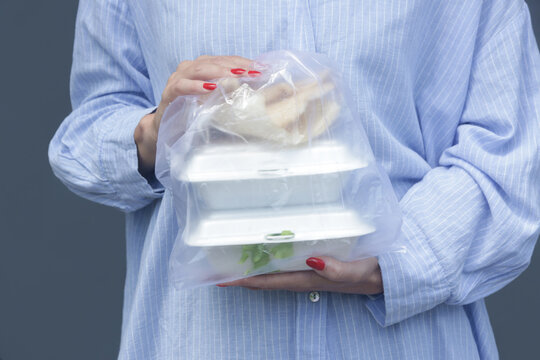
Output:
[
  {"left": 100, "top": 106, "right": 163, "bottom": 212},
  {"left": 364, "top": 215, "right": 452, "bottom": 327}
]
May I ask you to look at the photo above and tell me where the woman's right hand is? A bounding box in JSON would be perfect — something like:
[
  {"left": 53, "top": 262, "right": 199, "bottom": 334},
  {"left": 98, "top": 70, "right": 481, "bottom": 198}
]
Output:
[{"left": 134, "top": 55, "right": 255, "bottom": 177}]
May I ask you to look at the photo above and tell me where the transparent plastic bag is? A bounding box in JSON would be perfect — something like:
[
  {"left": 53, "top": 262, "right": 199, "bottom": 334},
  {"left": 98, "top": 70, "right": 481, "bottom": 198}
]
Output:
[{"left": 156, "top": 50, "right": 402, "bottom": 289}]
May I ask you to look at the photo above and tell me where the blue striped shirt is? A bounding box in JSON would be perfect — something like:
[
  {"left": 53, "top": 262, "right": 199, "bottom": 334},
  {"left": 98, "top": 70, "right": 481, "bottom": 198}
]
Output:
[{"left": 49, "top": 0, "right": 540, "bottom": 359}]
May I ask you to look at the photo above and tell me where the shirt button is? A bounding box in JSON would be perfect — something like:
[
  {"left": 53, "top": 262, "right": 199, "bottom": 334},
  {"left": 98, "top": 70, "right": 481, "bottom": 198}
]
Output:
[{"left": 309, "top": 291, "right": 320, "bottom": 303}]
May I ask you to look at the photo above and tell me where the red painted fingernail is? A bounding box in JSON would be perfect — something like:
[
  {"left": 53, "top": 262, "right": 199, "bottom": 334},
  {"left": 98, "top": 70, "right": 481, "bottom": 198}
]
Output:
[
  {"left": 231, "top": 68, "right": 246, "bottom": 74},
  {"left": 216, "top": 284, "right": 228, "bottom": 287},
  {"left": 248, "top": 70, "right": 261, "bottom": 77},
  {"left": 203, "top": 83, "right": 217, "bottom": 90},
  {"left": 306, "top": 257, "right": 325, "bottom": 271}
]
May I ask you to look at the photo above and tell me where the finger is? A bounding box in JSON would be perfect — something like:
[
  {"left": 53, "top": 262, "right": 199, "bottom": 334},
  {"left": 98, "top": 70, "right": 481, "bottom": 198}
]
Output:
[
  {"left": 162, "top": 78, "right": 216, "bottom": 104},
  {"left": 222, "top": 275, "right": 379, "bottom": 294},
  {"left": 185, "top": 63, "right": 236, "bottom": 81},
  {"left": 236, "top": 273, "right": 313, "bottom": 291},
  {"left": 225, "top": 55, "right": 254, "bottom": 69},
  {"left": 221, "top": 271, "right": 334, "bottom": 291},
  {"left": 176, "top": 60, "right": 193, "bottom": 71},
  {"left": 199, "top": 55, "right": 254, "bottom": 72},
  {"left": 305, "top": 256, "right": 378, "bottom": 283}
]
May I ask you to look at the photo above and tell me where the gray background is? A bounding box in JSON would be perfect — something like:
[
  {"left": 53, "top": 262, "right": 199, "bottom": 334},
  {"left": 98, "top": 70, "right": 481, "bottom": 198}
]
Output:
[{"left": 0, "top": 1, "right": 539, "bottom": 359}]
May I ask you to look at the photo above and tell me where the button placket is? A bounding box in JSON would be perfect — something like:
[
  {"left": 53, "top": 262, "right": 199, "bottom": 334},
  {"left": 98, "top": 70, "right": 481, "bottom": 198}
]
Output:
[{"left": 295, "top": 290, "right": 327, "bottom": 358}]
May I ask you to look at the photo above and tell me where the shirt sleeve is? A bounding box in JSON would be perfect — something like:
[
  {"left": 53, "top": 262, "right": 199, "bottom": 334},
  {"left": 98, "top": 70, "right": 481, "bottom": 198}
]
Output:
[
  {"left": 48, "top": 0, "right": 163, "bottom": 212},
  {"left": 366, "top": 3, "right": 540, "bottom": 326}
]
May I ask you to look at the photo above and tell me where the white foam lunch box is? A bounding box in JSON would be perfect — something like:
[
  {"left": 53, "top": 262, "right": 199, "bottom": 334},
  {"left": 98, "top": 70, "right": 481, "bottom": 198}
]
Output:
[
  {"left": 187, "top": 205, "right": 376, "bottom": 275},
  {"left": 185, "top": 205, "right": 374, "bottom": 247},
  {"left": 173, "top": 141, "right": 367, "bottom": 211}
]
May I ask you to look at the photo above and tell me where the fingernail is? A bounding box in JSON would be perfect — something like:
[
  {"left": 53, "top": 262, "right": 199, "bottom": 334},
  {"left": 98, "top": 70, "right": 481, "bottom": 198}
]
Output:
[
  {"left": 231, "top": 68, "right": 246, "bottom": 75},
  {"left": 216, "top": 284, "right": 228, "bottom": 287},
  {"left": 247, "top": 70, "right": 261, "bottom": 77},
  {"left": 203, "top": 83, "right": 217, "bottom": 90},
  {"left": 306, "top": 257, "right": 325, "bottom": 271}
]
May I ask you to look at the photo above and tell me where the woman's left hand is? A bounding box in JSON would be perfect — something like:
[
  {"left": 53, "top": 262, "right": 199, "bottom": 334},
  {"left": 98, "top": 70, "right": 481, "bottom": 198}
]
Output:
[{"left": 218, "top": 256, "right": 383, "bottom": 295}]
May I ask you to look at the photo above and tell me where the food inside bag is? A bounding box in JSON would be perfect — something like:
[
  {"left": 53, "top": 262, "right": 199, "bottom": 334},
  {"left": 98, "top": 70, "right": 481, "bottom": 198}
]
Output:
[{"left": 155, "top": 50, "right": 402, "bottom": 289}]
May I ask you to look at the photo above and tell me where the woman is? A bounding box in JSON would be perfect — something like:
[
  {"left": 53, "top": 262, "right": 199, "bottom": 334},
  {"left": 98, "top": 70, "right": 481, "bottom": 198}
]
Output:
[{"left": 49, "top": 0, "right": 540, "bottom": 358}]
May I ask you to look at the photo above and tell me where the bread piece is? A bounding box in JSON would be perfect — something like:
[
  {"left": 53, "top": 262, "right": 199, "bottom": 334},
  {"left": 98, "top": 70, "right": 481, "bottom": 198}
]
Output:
[{"left": 210, "top": 71, "right": 340, "bottom": 144}]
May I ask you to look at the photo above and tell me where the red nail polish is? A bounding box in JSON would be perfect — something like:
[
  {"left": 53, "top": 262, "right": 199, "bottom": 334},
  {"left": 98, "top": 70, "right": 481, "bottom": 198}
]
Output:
[
  {"left": 203, "top": 83, "right": 217, "bottom": 90},
  {"left": 231, "top": 68, "right": 246, "bottom": 74},
  {"left": 247, "top": 70, "right": 261, "bottom": 77},
  {"left": 216, "top": 284, "right": 228, "bottom": 287},
  {"left": 306, "top": 257, "right": 325, "bottom": 271}
]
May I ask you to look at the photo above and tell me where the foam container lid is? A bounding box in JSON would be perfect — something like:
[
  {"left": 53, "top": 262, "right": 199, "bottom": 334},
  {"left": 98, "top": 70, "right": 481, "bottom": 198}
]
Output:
[
  {"left": 178, "top": 141, "right": 367, "bottom": 182},
  {"left": 185, "top": 205, "right": 375, "bottom": 246}
]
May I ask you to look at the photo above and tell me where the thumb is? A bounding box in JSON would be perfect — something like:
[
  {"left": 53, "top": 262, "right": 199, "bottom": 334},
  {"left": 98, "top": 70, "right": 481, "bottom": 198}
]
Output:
[{"left": 306, "top": 256, "right": 368, "bottom": 283}]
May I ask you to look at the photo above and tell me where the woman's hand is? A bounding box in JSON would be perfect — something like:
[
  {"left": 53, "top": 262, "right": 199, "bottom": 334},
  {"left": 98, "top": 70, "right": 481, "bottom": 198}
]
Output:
[
  {"left": 134, "top": 55, "right": 254, "bottom": 177},
  {"left": 218, "top": 256, "right": 383, "bottom": 295}
]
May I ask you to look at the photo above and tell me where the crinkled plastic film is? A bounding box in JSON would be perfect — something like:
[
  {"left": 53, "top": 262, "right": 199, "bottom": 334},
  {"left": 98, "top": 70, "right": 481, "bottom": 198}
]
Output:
[{"left": 156, "top": 50, "right": 402, "bottom": 289}]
